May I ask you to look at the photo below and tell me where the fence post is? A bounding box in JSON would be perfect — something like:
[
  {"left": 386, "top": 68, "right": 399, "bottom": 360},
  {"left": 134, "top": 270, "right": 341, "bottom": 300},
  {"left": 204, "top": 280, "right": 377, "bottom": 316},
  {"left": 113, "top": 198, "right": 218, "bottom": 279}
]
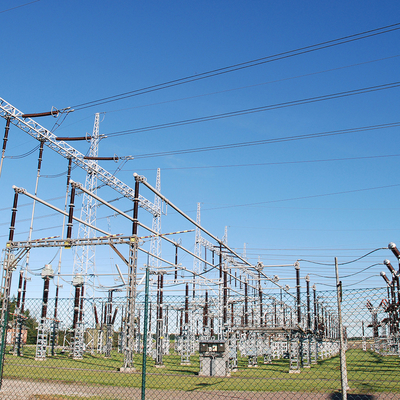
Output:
[
  {"left": 141, "top": 261, "right": 150, "bottom": 400},
  {"left": 0, "top": 302, "right": 9, "bottom": 389},
  {"left": 335, "top": 257, "right": 349, "bottom": 399}
]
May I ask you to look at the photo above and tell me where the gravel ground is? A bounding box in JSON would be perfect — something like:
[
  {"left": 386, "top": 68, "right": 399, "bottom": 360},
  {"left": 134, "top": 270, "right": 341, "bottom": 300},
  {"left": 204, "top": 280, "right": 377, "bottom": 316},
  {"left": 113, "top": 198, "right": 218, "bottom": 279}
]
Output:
[{"left": 0, "top": 379, "right": 400, "bottom": 400}]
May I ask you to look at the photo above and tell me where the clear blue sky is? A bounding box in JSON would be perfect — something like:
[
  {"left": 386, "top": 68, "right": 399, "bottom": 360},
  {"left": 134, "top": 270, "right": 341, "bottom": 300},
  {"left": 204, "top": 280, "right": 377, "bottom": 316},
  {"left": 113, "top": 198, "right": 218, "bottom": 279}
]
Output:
[{"left": 1, "top": 0, "right": 400, "bottom": 300}]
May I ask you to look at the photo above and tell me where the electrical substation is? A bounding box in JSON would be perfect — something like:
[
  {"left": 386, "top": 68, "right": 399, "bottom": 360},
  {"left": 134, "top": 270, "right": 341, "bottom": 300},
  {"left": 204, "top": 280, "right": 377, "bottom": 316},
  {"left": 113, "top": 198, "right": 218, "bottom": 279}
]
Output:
[{"left": 0, "top": 96, "right": 399, "bottom": 395}]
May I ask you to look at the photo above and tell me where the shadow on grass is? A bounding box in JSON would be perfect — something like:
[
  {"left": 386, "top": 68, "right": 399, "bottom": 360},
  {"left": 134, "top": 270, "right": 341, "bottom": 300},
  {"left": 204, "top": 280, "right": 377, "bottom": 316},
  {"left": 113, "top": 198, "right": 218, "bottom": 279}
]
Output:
[
  {"left": 330, "top": 393, "right": 376, "bottom": 400},
  {"left": 188, "top": 381, "right": 219, "bottom": 392}
]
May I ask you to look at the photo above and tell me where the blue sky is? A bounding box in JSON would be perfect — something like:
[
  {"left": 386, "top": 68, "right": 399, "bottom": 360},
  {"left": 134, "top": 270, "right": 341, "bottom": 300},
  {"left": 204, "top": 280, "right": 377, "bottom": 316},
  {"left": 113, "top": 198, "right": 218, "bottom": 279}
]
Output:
[{"left": 1, "top": 0, "right": 400, "bottom": 300}]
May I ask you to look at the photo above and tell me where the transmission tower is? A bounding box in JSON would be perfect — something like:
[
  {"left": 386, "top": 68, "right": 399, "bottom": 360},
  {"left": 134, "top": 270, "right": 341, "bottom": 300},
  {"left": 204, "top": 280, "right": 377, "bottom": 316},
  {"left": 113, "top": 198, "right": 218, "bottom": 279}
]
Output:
[
  {"left": 72, "top": 113, "right": 100, "bottom": 300},
  {"left": 193, "top": 203, "right": 201, "bottom": 274},
  {"left": 149, "top": 168, "right": 161, "bottom": 269}
]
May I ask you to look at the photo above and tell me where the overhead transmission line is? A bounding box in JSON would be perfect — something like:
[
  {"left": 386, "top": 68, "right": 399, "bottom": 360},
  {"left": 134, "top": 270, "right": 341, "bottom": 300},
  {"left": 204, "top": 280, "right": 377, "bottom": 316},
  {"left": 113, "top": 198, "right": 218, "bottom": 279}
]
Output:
[
  {"left": 0, "top": 0, "right": 40, "bottom": 14},
  {"left": 133, "top": 153, "right": 400, "bottom": 171},
  {"left": 124, "top": 121, "right": 400, "bottom": 159},
  {"left": 104, "top": 54, "right": 400, "bottom": 115},
  {"left": 69, "top": 22, "right": 400, "bottom": 111},
  {"left": 298, "top": 248, "right": 386, "bottom": 266},
  {"left": 200, "top": 183, "right": 400, "bottom": 211},
  {"left": 103, "top": 82, "right": 400, "bottom": 138}
]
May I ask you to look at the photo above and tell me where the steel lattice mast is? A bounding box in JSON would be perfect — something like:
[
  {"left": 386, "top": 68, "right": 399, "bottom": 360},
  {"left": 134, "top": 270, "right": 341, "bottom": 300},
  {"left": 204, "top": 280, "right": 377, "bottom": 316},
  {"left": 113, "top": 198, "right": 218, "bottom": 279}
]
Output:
[
  {"left": 149, "top": 168, "right": 161, "bottom": 269},
  {"left": 72, "top": 113, "right": 100, "bottom": 300},
  {"left": 193, "top": 203, "right": 201, "bottom": 275}
]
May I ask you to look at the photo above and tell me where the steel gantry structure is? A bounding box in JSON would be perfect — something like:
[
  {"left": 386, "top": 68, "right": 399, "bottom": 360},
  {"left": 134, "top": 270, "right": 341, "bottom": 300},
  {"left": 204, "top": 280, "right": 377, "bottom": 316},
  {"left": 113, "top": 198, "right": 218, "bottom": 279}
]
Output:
[{"left": 0, "top": 97, "right": 159, "bottom": 216}]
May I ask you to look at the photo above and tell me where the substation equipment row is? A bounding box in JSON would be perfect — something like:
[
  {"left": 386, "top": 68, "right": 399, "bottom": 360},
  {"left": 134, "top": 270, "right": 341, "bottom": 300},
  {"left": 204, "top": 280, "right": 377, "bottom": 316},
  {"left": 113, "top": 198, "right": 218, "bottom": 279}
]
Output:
[{"left": 0, "top": 97, "right": 398, "bottom": 380}]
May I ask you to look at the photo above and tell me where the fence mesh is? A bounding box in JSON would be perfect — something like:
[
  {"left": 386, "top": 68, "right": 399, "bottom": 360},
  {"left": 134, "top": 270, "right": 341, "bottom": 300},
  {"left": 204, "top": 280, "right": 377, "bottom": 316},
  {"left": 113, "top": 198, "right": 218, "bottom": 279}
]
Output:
[{"left": 0, "top": 287, "right": 399, "bottom": 399}]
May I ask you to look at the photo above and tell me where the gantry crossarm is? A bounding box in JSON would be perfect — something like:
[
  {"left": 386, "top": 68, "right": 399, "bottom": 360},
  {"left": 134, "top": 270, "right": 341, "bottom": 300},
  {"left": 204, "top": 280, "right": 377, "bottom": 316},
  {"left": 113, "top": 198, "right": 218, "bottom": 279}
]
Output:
[{"left": 0, "top": 97, "right": 159, "bottom": 217}]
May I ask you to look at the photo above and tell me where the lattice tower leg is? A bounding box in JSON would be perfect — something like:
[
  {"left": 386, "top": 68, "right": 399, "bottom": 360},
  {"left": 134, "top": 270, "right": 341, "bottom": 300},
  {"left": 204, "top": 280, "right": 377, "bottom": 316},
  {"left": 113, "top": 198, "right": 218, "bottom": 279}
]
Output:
[
  {"left": 35, "top": 319, "right": 48, "bottom": 360},
  {"left": 72, "top": 322, "right": 84, "bottom": 359},
  {"left": 122, "top": 239, "right": 138, "bottom": 370},
  {"left": 105, "top": 324, "right": 113, "bottom": 357},
  {"left": 12, "top": 315, "right": 24, "bottom": 356},
  {"left": 228, "top": 331, "right": 238, "bottom": 371},
  {"left": 50, "top": 321, "right": 59, "bottom": 356},
  {"left": 96, "top": 329, "right": 103, "bottom": 353},
  {"left": 289, "top": 334, "right": 301, "bottom": 373},
  {"left": 155, "top": 319, "right": 164, "bottom": 366},
  {"left": 180, "top": 325, "right": 191, "bottom": 365}
]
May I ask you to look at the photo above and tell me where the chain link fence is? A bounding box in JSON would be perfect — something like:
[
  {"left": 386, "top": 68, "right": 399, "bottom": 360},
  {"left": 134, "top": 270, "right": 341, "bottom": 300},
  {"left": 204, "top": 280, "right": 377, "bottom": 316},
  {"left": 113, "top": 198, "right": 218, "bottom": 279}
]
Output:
[{"left": 0, "top": 287, "right": 399, "bottom": 399}]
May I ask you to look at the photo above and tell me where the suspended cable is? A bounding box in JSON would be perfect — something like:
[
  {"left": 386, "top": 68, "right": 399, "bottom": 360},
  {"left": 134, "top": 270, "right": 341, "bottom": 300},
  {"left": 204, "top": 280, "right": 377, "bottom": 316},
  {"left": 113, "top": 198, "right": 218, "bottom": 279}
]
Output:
[
  {"left": 105, "top": 54, "right": 400, "bottom": 115},
  {"left": 5, "top": 144, "right": 40, "bottom": 159},
  {"left": 125, "top": 122, "right": 400, "bottom": 159},
  {"left": 201, "top": 184, "right": 400, "bottom": 211},
  {"left": 298, "top": 248, "right": 386, "bottom": 267},
  {"left": 104, "top": 83, "right": 400, "bottom": 138},
  {"left": 131, "top": 153, "right": 400, "bottom": 173},
  {"left": 343, "top": 275, "right": 378, "bottom": 287},
  {"left": 310, "top": 263, "right": 382, "bottom": 279},
  {"left": 69, "top": 22, "right": 400, "bottom": 110},
  {"left": 0, "top": 0, "right": 40, "bottom": 14}
]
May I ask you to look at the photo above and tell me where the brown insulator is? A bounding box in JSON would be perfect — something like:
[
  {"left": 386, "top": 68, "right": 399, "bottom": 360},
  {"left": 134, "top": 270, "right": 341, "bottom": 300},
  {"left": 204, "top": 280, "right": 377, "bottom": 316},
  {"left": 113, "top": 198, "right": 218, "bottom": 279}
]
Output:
[
  {"left": 9, "top": 188, "right": 19, "bottom": 242},
  {"left": 72, "top": 286, "right": 81, "bottom": 330},
  {"left": 21, "top": 277, "right": 27, "bottom": 314},
  {"left": 203, "top": 291, "right": 208, "bottom": 330},
  {"left": 66, "top": 185, "right": 76, "bottom": 240},
  {"left": 174, "top": 245, "right": 178, "bottom": 281},
  {"left": 94, "top": 304, "right": 99, "bottom": 325},
  {"left": 223, "top": 268, "right": 227, "bottom": 325},
  {"left": 219, "top": 244, "right": 222, "bottom": 279},
  {"left": 185, "top": 283, "right": 189, "bottom": 325},
  {"left": 56, "top": 136, "right": 92, "bottom": 141},
  {"left": 37, "top": 141, "right": 44, "bottom": 171},
  {"left": 388, "top": 242, "right": 400, "bottom": 259},
  {"left": 84, "top": 156, "right": 119, "bottom": 161},
  {"left": 41, "top": 277, "right": 50, "bottom": 319},
  {"left": 132, "top": 176, "right": 140, "bottom": 235},
  {"left": 22, "top": 110, "right": 59, "bottom": 118},
  {"left": 53, "top": 285, "right": 59, "bottom": 321},
  {"left": 2, "top": 118, "right": 10, "bottom": 152},
  {"left": 103, "top": 303, "right": 107, "bottom": 325},
  {"left": 112, "top": 308, "right": 118, "bottom": 325},
  {"left": 66, "top": 158, "right": 72, "bottom": 187},
  {"left": 160, "top": 273, "right": 164, "bottom": 320},
  {"left": 16, "top": 270, "right": 23, "bottom": 309}
]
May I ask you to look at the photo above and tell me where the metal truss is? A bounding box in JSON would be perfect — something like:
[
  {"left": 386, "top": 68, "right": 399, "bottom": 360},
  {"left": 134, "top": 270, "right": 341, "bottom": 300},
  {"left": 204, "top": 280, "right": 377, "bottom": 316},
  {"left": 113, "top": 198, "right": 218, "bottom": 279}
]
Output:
[{"left": 0, "top": 97, "right": 158, "bottom": 216}]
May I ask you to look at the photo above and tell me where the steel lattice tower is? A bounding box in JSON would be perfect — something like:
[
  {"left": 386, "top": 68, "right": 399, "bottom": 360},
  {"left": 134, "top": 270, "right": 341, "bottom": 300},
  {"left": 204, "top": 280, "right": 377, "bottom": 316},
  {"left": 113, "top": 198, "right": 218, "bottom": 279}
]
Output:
[
  {"left": 72, "top": 113, "right": 100, "bottom": 300},
  {"left": 193, "top": 203, "right": 201, "bottom": 275},
  {"left": 149, "top": 168, "right": 161, "bottom": 269}
]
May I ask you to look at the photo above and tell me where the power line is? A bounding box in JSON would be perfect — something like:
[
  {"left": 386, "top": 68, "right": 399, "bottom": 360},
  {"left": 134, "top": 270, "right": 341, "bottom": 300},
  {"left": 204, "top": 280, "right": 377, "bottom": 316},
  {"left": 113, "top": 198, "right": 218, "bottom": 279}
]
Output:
[
  {"left": 133, "top": 153, "right": 400, "bottom": 171},
  {"left": 103, "top": 82, "right": 400, "bottom": 138},
  {"left": 121, "top": 121, "right": 400, "bottom": 159},
  {"left": 0, "top": 0, "right": 40, "bottom": 14},
  {"left": 200, "top": 183, "right": 400, "bottom": 211},
  {"left": 69, "top": 22, "right": 400, "bottom": 110},
  {"left": 104, "top": 54, "right": 400, "bottom": 115},
  {"left": 298, "top": 248, "right": 385, "bottom": 266}
]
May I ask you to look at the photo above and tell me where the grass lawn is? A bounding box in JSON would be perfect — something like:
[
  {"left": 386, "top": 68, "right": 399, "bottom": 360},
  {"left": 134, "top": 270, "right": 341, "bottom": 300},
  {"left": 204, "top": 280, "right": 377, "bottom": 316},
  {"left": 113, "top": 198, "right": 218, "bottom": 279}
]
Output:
[{"left": 3, "top": 346, "right": 399, "bottom": 394}]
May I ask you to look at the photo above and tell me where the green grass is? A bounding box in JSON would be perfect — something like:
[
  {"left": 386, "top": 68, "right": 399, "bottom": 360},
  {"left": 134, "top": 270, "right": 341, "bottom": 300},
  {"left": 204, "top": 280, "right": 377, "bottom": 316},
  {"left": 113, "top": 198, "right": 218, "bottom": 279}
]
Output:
[{"left": 3, "top": 346, "right": 400, "bottom": 394}]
